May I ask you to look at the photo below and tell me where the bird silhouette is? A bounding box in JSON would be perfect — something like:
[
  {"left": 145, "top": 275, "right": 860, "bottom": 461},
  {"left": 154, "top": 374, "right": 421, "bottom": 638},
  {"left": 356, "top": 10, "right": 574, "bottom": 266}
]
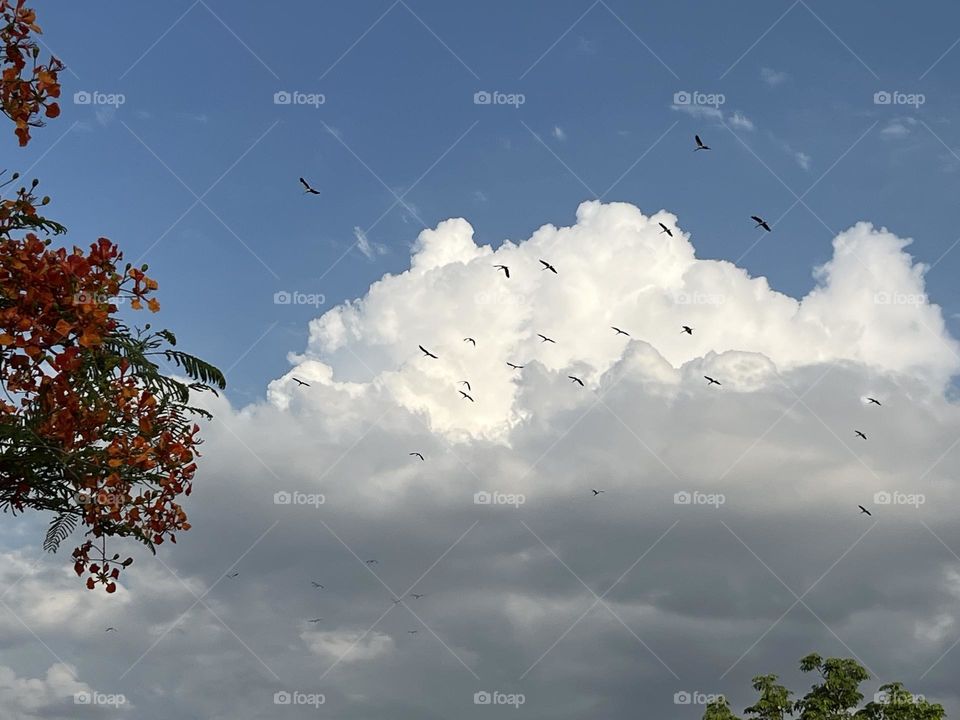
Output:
[
  {"left": 463, "top": 337, "right": 476, "bottom": 346},
  {"left": 537, "top": 334, "right": 556, "bottom": 344},
  {"left": 591, "top": 489, "right": 605, "bottom": 496},
  {"left": 227, "top": 571, "right": 240, "bottom": 578},
  {"left": 494, "top": 264, "right": 510, "bottom": 278},
  {"left": 659, "top": 222, "right": 673, "bottom": 237},
  {"left": 568, "top": 375, "right": 584, "bottom": 387},
  {"left": 307, "top": 618, "right": 324, "bottom": 623},
  {"left": 418, "top": 345, "right": 438, "bottom": 359},
  {"left": 694, "top": 134, "right": 710, "bottom": 151},
  {"left": 366, "top": 559, "right": 378, "bottom": 565},
  {"left": 105, "top": 627, "right": 117, "bottom": 632},
  {"left": 867, "top": 397, "right": 882, "bottom": 406},
  {"left": 459, "top": 390, "right": 475, "bottom": 402},
  {"left": 409, "top": 593, "right": 425, "bottom": 599},
  {"left": 409, "top": 452, "right": 425, "bottom": 461},
  {"left": 855, "top": 430, "right": 867, "bottom": 440},
  {"left": 293, "top": 377, "right": 310, "bottom": 387},
  {"left": 751, "top": 215, "right": 772, "bottom": 232},
  {"left": 459, "top": 380, "right": 471, "bottom": 391},
  {"left": 507, "top": 362, "right": 524, "bottom": 370},
  {"left": 859, "top": 505, "right": 872, "bottom": 516},
  {"left": 407, "top": 630, "right": 418, "bottom": 634},
  {"left": 611, "top": 326, "right": 630, "bottom": 336},
  {"left": 539, "top": 259, "right": 558, "bottom": 274},
  {"left": 311, "top": 582, "right": 324, "bottom": 589},
  {"left": 681, "top": 326, "right": 693, "bottom": 335},
  {"left": 704, "top": 376, "right": 721, "bottom": 386},
  {"left": 299, "top": 177, "right": 321, "bottom": 195}
]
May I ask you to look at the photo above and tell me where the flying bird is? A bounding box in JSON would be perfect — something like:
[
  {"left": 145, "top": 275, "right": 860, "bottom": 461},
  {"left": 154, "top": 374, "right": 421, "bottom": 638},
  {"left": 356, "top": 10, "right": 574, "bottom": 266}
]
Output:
[
  {"left": 867, "top": 397, "right": 882, "bottom": 406},
  {"left": 105, "top": 627, "right": 117, "bottom": 632},
  {"left": 311, "top": 582, "right": 324, "bottom": 589},
  {"left": 681, "top": 326, "right": 693, "bottom": 335},
  {"left": 704, "top": 376, "right": 721, "bottom": 386},
  {"left": 409, "top": 593, "right": 425, "bottom": 599},
  {"left": 463, "top": 337, "right": 476, "bottom": 346},
  {"left": 537, "top": 334, "right": 556, "bottom": 344},
  {"left": 539, "top": 259, "right": 558, "bottom": 274},
  {"left": 409, "top": 452, "right": 424, "bottom": 461},
  {"left": 611, "top": 326, "right": 630, "bottom": 336},
  {"left": 299, "top": 177, "right": 321, "bottom": 195},
  {"left": 227, "top": 571, "right": 240, "bottom": 578},
  {"left": 459, "top": 390, "right": 475, "bottom": 402},
  {"left": 293, "top": 377, "right": 310, "bottom": 387},
  {"left": 407, "top": 630, "right": 418, "bottom": 634},
  {"left": 391, "top": 598, "right": 403, "bottom": 605},
  {"left": 694, "top": 134, "right": 710, "bottom": 151},
  {"left": 751, "top": 215, "right": 772, "bottom": 232},
  {"left": 307, "top": 618, "right": 324, "bottom": 623},
  {"left": 418, "top": 345, "right": 438, "bottom": 359},
  {"left": 659, "top": 222, "right": 673, "bottom": 237},
  {"left": 494, "top": 264, "right": 510, "bottom": 278},
  {"left": 855, "top": 430, "right": 867, "bottom": 440},
  {"left": 507, "top": 362, "right": 524, "bottom": 370},
  {"left": 459, "top": 380, "right": 471, "bottom": 391},
  {"left": 568, "top": 375, "right": 584, "bottom": 387},
  {"left": 365, "top": 559, "right": 378, "bottom": 565},
  {"left": 859, "top": 505, "right": 872, "bottom": 516},
  {"left": 591, "top": 489, "right": 605, "bottom": 496}
]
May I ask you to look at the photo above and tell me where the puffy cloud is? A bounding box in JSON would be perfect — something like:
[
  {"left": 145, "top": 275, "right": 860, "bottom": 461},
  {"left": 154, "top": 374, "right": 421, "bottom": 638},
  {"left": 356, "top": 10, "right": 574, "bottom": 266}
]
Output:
[{"left": 3, "top": 202, "right": 960, "bottom": 719}]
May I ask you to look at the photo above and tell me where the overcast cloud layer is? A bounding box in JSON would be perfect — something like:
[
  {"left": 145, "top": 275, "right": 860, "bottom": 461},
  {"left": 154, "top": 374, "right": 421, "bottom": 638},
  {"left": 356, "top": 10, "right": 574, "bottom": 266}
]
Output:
[{"left": 2, "top": 201, "right": 960, "bottom": 719}]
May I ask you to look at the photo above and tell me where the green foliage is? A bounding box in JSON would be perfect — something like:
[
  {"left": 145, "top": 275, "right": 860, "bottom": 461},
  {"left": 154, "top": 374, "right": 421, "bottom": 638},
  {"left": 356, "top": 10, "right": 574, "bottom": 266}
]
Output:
[{"left": 703, "top": 656, "right": 944, "bottom": 720}]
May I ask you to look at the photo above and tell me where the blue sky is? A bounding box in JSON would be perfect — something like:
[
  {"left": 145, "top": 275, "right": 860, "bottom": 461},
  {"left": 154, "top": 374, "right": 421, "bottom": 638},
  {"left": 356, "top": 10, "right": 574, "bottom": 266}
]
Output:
[
  {"left": 20, "top": 0, "right": 960, "bottom": 403},
  {"left": 6, "top": 5, "right": 960, "bottom": 718}
]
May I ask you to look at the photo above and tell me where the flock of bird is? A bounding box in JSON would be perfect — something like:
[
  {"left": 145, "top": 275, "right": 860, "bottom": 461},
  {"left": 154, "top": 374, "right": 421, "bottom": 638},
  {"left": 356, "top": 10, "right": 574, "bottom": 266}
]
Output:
[{"left": 95, "top": 140, "right": 880, "bottom": 635}]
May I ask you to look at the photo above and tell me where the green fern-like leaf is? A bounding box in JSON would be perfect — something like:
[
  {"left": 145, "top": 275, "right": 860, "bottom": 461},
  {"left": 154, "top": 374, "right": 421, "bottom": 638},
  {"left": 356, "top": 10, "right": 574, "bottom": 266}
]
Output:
[
  {"left": 43, "top": 512, "right": 79, "bottom": 553},
  {"left": 162, "top": 350, "right": 226, "bottom": 390}
]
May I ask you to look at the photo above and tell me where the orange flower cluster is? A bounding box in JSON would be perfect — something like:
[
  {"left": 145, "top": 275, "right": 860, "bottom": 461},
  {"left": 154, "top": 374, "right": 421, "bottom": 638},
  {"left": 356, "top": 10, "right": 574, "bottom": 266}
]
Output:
[
  {"left": 0, "top": 0, "right": 63, "bottom": 145},
  {"left": 0, "top": 214, "right": 204, "bottom": 591}
]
